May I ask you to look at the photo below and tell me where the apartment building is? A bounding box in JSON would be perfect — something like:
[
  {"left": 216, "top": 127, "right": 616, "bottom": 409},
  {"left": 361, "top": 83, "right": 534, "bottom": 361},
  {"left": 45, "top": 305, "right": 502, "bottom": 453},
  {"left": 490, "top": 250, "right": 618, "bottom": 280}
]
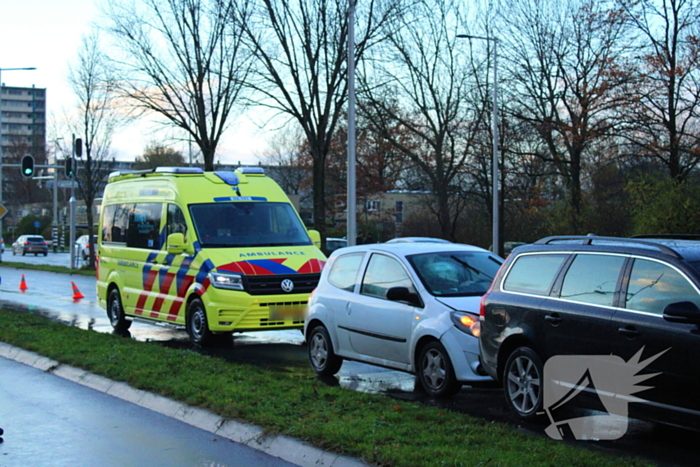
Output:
[{"left": 0, "top": 84, "right": 46, "bottom": 160}]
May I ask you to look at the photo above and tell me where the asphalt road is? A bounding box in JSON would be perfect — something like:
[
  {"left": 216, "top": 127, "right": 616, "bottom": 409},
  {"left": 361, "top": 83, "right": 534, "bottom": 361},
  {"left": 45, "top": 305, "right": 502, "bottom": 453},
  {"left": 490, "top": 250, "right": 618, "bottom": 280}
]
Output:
[
  {"left": 1, "top": 254, "right": 700, "bottom": 466},
  {"left": 0, "top": 355, "right": 301, "bottom": 467}
]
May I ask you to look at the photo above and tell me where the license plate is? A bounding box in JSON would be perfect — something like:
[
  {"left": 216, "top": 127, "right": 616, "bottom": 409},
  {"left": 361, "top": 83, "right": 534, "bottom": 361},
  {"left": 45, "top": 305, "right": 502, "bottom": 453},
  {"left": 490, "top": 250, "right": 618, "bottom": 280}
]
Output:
[{"left": 269, "top": 304, "right": 307, "bottom": 320}]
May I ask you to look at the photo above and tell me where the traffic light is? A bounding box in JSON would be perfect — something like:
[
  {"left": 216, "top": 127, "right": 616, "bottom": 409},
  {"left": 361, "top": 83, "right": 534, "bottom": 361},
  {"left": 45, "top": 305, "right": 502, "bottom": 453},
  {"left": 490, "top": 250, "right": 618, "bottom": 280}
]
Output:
[
  {"left": 21, "top": 155, "right": 35, "bottom": 178},
  {"left": 75, "top": 138, "right": 82, "bottom": 157},
  {"left": 65, "top": 158, "right": 74, "bottom": 178}
]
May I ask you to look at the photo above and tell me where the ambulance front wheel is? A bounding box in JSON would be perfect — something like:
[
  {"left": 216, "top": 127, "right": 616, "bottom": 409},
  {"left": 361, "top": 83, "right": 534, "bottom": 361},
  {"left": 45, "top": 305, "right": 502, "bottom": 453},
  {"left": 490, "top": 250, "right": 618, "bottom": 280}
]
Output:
[
  {"left": 108, "top": 288, "right": 132, "bottom": 332},
  {"left": 186, "top": 298, "right": 214, "bottom": 346}
]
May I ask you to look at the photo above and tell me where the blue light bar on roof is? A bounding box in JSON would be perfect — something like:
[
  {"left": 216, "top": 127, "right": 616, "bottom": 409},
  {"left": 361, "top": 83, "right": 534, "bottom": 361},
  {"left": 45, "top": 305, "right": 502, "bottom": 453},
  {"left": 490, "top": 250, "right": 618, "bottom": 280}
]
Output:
[
  {"left": 154, "top": 167, "right": 204, "bottom": 174},
  {"left": 238, "top": 166, "right": 265, "bottom": 175},
  {"left": 214, "top": 171, "right": 240, "bottom": 186}
]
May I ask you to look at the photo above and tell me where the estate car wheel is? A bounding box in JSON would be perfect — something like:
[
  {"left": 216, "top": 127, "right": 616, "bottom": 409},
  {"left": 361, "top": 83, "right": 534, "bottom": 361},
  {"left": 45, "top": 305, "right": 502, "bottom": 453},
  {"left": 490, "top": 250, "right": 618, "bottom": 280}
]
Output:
[
  {"left": 417, "top": 341, "right": 461, "bottom": 398},
  {"left": 503, "top": 347, "right": 544, "bottom": 420},
  {"left": 107, "top": 288, "right": 132, "bottom": 332},
  {"left": 308, "top": 325, "right": 343, "bottom": 376},
  {"left": 186, "top": 298, "right": 214, "bottom": 346}
]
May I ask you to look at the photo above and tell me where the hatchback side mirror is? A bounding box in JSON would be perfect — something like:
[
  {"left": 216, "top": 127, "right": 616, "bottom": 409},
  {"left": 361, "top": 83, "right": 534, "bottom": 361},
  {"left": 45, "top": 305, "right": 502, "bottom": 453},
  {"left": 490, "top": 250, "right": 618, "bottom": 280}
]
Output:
[
  {"left": 386, "top": 286, "right": 422, "bottom": 307},
  {"left": 663, "top": 301, "right": 700, "bottom": 324}
]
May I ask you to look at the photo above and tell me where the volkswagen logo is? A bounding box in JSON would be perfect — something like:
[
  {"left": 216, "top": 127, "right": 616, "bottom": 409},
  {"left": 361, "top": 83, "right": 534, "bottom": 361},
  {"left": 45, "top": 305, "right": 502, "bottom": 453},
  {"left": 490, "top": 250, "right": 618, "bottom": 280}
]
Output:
[{"left": 281, "top": 279, "right": 295, "bottom": 293}]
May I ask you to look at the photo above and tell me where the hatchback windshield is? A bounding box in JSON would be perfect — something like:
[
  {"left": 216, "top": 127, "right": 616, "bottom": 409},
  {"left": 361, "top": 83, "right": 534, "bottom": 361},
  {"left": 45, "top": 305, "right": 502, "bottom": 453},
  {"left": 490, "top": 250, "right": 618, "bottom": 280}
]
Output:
[
  {"left": 189, "top": 202, "right": 311, "bottom": 248},
  {"left": 409, "top": 251, "right": 502, "bottom": 296}
]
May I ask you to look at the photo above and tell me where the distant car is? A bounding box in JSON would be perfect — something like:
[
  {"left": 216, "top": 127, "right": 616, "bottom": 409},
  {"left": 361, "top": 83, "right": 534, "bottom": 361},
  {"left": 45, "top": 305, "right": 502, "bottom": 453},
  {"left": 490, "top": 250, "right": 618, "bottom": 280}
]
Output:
[
  {"left": 12, "top": 235, "right": 49, "bottom": 256},
  {"left": 305, "top": 242, "right": 503, "bottom": 397},
  {"left": 75, "top": 234, "right": 98, "bottom": 261},
  {"left": 386, "top": 237, "right": 452, "bottom": 244},
  {"left": 325, "top": 238, "right": 347, "bottom": 256}
]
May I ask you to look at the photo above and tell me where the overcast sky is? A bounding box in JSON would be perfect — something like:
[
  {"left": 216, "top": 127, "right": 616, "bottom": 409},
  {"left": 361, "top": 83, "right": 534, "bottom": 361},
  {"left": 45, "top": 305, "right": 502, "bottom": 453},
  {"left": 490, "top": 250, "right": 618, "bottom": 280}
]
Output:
[{"left": 1, "top": 0, "right": 268, "bottom": 165}]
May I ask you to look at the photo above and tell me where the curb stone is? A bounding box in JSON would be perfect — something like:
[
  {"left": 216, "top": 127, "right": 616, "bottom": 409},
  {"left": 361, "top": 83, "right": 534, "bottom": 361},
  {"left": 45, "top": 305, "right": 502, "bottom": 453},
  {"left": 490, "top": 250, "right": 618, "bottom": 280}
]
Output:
[{"left": 0, "top": 342, "right": 369, "bottom": 467}]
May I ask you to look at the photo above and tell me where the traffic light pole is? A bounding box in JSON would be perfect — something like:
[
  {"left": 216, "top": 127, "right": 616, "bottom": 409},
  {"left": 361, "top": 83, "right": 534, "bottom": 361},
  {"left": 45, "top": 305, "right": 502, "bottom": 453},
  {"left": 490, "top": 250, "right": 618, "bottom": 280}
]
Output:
[{"left": 69, "top": 134, "right": 77, "bottom": 270}]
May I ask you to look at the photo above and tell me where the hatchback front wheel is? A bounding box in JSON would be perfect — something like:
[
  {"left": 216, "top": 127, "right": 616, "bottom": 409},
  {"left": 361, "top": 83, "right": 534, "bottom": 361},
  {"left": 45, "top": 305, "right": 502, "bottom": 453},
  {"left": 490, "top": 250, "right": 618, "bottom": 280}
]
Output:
[{"left": 417, "top": 341, "right": 461, "bottom": 398}]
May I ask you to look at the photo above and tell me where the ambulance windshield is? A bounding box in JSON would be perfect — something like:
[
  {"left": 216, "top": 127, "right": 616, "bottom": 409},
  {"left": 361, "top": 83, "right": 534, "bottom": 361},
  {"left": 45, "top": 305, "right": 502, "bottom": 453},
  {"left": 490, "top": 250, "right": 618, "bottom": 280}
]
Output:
[{"left": 189, "top": 202, "right": 312, "bottom": 248}]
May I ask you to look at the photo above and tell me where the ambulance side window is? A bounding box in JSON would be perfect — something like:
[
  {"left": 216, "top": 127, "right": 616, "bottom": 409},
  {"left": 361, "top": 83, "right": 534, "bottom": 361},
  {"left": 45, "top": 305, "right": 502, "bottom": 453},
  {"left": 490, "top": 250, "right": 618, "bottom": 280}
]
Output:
[
  {"left": 102, "top": 204, "right": 130, "bottom": 244},
  {"left": 126, "top": 203, "right": 162, "bottom": 250},
  {"left": 166, "top": 204, "right": 187, "bottom": 241}
]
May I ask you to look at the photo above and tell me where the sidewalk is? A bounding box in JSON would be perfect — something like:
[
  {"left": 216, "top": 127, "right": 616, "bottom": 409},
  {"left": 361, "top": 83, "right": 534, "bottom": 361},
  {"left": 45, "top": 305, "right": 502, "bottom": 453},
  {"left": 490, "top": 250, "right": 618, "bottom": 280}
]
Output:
[{"left": 0, "top": 342, "right": 368, "bottom": 467}]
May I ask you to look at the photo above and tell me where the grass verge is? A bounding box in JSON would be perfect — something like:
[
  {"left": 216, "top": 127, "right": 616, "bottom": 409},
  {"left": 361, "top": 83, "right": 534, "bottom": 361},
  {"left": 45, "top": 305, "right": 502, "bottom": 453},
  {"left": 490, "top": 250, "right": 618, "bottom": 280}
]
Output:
[
  {"left": 0, "top": 308, "right": 650, "bottom": 467},
  {"left": 0, "top": 260, "right": 95, "bottom": 276}
]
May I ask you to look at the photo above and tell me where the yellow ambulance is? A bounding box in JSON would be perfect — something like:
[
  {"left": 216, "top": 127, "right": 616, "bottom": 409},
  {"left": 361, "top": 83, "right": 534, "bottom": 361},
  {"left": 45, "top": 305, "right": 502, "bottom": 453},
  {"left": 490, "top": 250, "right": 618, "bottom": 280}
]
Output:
[{"left": 96, "top": 167, "right": 326, "bottom": 345}]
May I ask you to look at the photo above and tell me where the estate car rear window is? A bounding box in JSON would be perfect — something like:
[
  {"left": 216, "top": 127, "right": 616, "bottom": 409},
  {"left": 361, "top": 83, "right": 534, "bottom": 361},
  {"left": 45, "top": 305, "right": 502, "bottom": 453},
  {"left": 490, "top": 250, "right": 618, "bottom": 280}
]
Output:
[{"left": 503, "top": 253, "right": 568, "bottom": 295}]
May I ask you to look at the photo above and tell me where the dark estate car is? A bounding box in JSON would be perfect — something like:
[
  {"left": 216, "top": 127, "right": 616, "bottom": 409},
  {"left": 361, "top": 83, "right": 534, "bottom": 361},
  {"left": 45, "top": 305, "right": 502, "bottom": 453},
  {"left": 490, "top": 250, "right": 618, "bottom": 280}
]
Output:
[
  {"left": 480, "top": 235, "right": 700, "bottom": 432},
  {"left": 12, "top": 235, "right": 49, "bottom": 256}
]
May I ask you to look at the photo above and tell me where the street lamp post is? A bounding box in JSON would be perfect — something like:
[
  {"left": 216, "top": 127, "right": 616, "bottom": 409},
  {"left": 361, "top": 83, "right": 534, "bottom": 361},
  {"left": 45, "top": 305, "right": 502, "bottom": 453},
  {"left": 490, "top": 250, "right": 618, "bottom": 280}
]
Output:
[
  {"left": 0, "top": 67, "right": 37, "bottom": 256},
  {"left": 347, "top": 0, "right": 357, "bottom": 247},
  {"left": 457, "top": 34, "right": 500, "bottom": 257}
]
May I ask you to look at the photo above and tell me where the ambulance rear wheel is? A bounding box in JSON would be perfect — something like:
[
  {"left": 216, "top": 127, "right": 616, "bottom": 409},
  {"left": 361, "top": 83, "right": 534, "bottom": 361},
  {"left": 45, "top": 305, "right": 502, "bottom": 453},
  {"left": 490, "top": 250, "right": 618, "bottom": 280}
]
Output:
[
  {"left": 108, "top": 288, "right": 131, "bottom": 332},
  {"left": 187, "top": 298, "right": 214, "bottom": 346}
]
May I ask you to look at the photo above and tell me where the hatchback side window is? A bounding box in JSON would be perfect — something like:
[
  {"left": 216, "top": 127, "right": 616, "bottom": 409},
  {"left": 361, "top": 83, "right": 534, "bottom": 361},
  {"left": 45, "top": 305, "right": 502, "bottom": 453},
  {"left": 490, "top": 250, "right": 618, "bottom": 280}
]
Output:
[
  {"left": 361, "top": 254, "right": 416, "bottom": 299},
  {"left": 560, "top": 254, "right": 625, "bottom": 306},
  {"left": 327, "top": 253, "right": 364, "bottom": 292},
  {"left": 503, "top": 254, "right": 568, "bottom": 295},
  {"left": 626, "top": 259, "right": 700, "bottom": 314}
]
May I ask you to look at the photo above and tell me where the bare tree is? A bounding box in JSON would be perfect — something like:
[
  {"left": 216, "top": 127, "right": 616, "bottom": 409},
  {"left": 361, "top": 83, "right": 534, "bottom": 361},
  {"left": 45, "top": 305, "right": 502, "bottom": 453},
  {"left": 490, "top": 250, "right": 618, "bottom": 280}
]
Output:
[
  {"left": 360, "top": 0, "right": 490, "bottom": 241},
  {"left": 68, "top": 32, "right": 130, "bottom": 267},
  {"left": 618, "top": 0, "right": 700, "bottom": 181},
  {"left": 102, "top": 0, "right": 250, "bottom": 170},
  {"left": 240, "top": 0, "right": 398, "bottom": 245},
  {"left": 501, "top": 0, "right": 634, "bottom": 231}
]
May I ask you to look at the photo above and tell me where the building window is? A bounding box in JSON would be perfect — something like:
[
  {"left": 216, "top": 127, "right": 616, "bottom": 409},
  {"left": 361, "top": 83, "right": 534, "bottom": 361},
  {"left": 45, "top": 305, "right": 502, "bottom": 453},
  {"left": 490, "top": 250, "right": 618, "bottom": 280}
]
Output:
[
  {"left": 395, "top": 201, "right": 403, "bottom": 224},
  {"left": 365, "top": 200, "right": 380, "bottom": 212}
]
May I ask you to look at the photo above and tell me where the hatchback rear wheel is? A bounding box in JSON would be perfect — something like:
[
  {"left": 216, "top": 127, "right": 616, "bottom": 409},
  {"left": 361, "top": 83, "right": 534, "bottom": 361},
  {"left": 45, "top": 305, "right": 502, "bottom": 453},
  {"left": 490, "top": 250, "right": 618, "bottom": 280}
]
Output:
[
  {"left": 308, "top": 325, "right": 342, "bottom": 376},
  {"left": 504, "top": 347, "right": 544, "bottom": 420}
]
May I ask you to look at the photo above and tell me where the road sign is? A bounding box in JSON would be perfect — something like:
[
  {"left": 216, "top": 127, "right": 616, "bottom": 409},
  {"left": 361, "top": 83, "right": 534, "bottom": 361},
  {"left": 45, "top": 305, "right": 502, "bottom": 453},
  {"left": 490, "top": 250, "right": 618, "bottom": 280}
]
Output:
[
  {"left": 46, "top": 180, "right": 78, "bottom": 189},
  {"left": 34, "top": 221, "right": 40, "bottom": 229},
  {"left": 0, "top": 204, "right": 7, "bottom": 219}
]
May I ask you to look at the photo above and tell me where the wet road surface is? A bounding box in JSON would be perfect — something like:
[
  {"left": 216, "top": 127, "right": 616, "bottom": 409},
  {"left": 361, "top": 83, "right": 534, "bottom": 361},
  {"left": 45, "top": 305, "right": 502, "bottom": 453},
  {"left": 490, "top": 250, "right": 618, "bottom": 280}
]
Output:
[
  {"left": 0, "top": 355, "right": 299, "bottom": 467},
  {"left": 1, "top": 264, "right": 700, "bottom": 465}
]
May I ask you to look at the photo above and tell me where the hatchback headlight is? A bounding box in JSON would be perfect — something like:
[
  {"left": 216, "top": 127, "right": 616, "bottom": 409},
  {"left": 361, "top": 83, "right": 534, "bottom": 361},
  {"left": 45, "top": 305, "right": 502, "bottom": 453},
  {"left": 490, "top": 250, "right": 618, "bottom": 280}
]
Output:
[
  {"left": 208, "top": 271, "right": 244, "bottom": 291},
  {"left": 450, "top": 311, "right": 481, "bottom": 337}
]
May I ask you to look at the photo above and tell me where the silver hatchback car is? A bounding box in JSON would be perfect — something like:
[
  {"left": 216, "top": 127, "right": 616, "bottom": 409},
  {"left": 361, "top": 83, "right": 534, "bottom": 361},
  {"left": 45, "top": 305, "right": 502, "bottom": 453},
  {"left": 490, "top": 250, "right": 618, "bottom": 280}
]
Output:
[{"left": 305, "top": 242, "right": 502, "bottom": 397}]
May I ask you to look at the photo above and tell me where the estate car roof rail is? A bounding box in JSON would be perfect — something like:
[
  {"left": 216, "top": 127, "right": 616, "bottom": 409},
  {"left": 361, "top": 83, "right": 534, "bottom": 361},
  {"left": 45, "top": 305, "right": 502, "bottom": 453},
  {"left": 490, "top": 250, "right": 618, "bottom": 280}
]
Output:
[{"left": 534, "top": 235, "right": 682, "bottom": 259}]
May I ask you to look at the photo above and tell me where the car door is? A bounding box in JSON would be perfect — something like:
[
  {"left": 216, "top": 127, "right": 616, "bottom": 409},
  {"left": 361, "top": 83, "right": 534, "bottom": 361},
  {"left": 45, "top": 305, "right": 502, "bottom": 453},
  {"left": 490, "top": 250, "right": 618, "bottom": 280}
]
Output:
[
  {"left": 610, "top": 257, "right": 700, "bottom": 425},
  {"left": 541, "top": 253, "right": 626, "bottom": 358},
  {"left": 337, "top": 252, "right": 420, "bottom": 365}
]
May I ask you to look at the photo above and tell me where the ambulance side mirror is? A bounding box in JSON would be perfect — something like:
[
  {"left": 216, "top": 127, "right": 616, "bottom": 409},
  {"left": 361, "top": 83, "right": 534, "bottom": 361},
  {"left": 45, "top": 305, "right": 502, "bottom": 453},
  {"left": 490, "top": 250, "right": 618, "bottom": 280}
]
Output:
[
  {"left": 166, "top": 233, "right": 186, "bottom": 254},
  {"left": 308, "top": 229, "right": 321, "bottom": 249}
]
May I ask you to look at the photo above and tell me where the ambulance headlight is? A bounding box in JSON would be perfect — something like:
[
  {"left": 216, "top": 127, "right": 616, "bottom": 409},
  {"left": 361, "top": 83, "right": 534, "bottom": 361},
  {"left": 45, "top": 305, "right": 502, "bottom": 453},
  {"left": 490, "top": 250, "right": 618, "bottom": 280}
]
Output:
[{"left": 209, "top": 271, "right": 244, "bottom": 291}]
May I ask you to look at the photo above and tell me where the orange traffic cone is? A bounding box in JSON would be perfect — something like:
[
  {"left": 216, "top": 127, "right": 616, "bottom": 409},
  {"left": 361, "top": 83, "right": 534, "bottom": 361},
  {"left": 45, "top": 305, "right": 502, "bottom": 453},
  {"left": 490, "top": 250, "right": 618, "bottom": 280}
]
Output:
[
  {"left": 19, "top": 274, "right": 28, "bottom": 292},
  {"left": 71, "top": 282, "right": 85, "bottom": 300}
]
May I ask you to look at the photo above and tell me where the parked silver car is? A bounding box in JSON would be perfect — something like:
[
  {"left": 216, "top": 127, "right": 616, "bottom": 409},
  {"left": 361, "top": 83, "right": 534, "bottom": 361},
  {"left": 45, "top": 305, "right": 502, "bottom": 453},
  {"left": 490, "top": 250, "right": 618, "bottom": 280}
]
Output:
[{"left": 305, "top": 242, "right": 502, "bottom": 397}]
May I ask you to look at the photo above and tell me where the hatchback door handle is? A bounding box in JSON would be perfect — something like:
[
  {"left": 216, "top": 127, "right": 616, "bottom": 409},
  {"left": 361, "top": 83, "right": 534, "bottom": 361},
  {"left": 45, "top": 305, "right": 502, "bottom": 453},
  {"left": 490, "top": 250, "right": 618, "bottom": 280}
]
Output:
[
  {"left": 545, "top": 314, "right": 562, "bottom": 325},
  {"left": 618, "top": 326, "right": 639, "bottom": 338}
]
